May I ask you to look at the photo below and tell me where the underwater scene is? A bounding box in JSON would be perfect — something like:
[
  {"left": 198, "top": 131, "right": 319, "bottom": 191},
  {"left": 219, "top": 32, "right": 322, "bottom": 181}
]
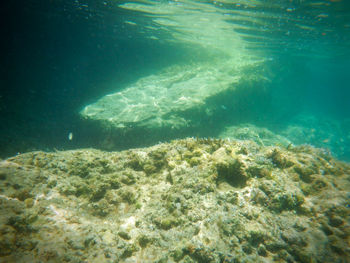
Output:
[{"left": 1, "top": 0, "right": 350, "bottom": 262}]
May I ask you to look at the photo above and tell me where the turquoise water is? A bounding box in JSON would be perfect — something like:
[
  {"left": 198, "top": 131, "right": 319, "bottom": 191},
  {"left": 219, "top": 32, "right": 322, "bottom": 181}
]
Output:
[{"left": 1, "top": 0, "right": 350, "bottom": 160}]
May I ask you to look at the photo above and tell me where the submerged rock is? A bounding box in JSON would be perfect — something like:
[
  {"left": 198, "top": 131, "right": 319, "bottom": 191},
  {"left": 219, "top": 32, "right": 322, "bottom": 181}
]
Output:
[
  {"left": 0, "top": 139, "right": 349, "bottom": 262},
  {"left": 80, "top": 59, "right": 268, "bottom": 133}
]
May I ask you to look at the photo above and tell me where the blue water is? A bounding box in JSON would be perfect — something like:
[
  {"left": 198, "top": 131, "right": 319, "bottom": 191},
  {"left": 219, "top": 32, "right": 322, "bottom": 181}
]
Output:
[{"left": 1, "top": 0, "right": 350, "bottom": 160}]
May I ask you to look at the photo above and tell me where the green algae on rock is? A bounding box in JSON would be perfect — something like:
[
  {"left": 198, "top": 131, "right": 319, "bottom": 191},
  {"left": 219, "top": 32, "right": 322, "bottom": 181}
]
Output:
[{"left": 0, "top": 138, "right": 349, "bottom": 262}]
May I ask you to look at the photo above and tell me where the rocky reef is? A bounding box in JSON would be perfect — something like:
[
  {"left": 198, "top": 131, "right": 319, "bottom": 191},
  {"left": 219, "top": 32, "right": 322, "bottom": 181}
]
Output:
[{"left": 0, "top": 138, "right": 349, "bottom": 262}]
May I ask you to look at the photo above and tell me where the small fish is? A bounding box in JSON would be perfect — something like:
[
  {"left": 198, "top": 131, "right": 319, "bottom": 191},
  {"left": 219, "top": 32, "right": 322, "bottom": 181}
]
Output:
[
  {"left": 125, "top": 21, "right": 137, "bottom": 26},
  {"left": 68, "top": 132, "right": 73, "bottom": 141},
  {"left": 317, "top": 13, "right": 329, "bottom": 18}
]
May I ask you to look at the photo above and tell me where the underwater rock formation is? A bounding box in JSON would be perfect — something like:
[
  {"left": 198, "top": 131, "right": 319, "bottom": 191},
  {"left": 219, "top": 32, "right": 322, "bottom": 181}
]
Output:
[
  {"left": 0, "top": 138, "right": 349, "bottom": 262},
  {"left": 80, "top": 0, "right": 273, "bottom": 140},
  {"left": 80, "top": 59, "right": 267, "bottom": 131},
  {"left": 219, "top": 124, "right": 292, "bottom": 147}
]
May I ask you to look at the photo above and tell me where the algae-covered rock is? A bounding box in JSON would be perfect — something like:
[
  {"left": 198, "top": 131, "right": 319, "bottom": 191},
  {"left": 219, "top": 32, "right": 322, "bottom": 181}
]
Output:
[
  {"left": 268, "top": 148, "right": 294, "bottom": 169},
  {"left": 0, "top": 138, "right": 349, "bottom": 262},
  {"left": 0, "top": 225, "right": 16, "bottom": 256},
  {"left": 212, "top": 147, "right": 248, "bottom": 187},
  {"left": 219, "top": 124, "right": 292, "bottom": 147}
]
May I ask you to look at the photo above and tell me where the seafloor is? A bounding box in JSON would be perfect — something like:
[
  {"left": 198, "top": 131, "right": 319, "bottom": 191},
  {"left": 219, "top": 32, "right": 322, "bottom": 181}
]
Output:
[{"left": 0, "top": 138, "right": 349, "bottom": 263}]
